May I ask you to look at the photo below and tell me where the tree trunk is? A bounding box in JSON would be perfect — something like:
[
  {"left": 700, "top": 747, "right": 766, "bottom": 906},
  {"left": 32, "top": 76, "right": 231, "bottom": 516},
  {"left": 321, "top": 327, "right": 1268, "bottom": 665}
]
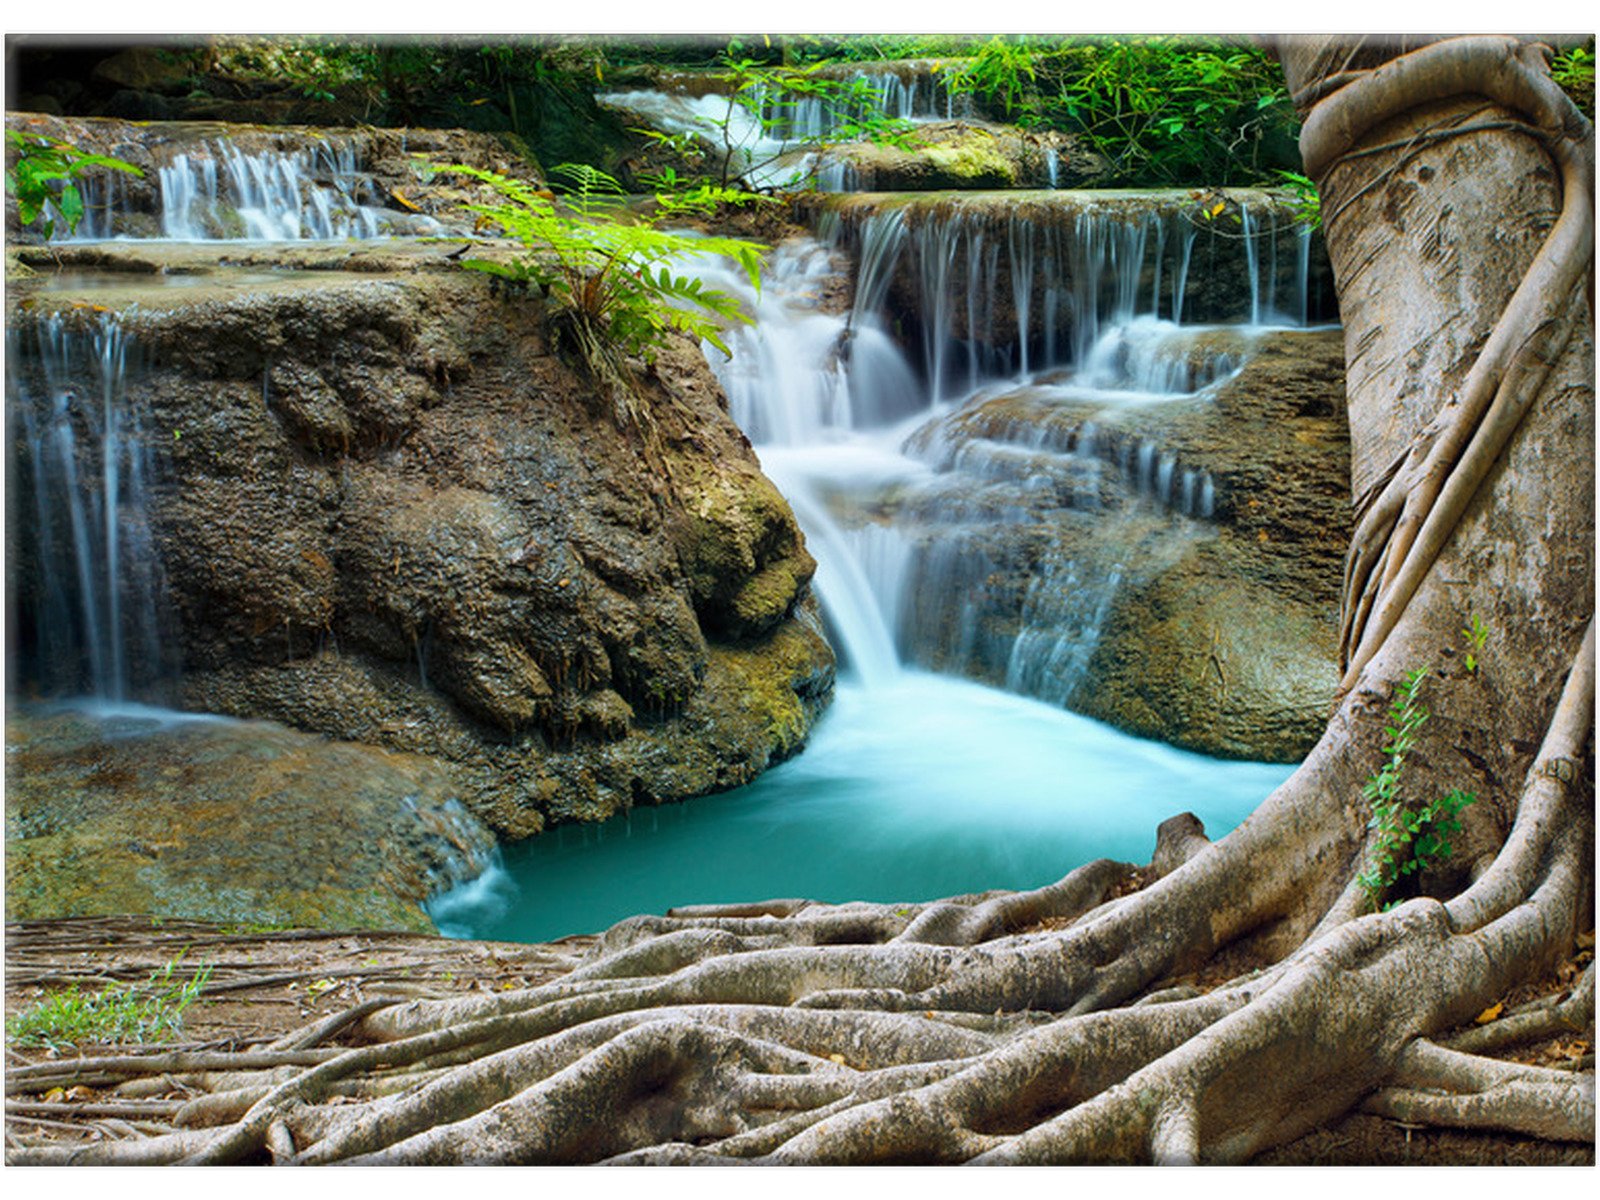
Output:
[{"left": 7, "top": 34, "right": 1593, "bottom": 1166}]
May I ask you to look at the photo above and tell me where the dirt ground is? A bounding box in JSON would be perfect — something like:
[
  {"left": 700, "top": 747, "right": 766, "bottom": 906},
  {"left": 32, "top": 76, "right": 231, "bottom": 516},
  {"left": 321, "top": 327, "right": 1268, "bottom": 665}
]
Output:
[{"left": 3, "top": 915, "right": 1592, "bottom": 1165}]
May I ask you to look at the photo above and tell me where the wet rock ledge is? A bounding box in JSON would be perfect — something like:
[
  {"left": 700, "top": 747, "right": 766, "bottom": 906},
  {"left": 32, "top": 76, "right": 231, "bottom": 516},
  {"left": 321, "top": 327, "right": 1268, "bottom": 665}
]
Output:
[{"left": 7, "top": 243, "right": 836, "bottom": 926}]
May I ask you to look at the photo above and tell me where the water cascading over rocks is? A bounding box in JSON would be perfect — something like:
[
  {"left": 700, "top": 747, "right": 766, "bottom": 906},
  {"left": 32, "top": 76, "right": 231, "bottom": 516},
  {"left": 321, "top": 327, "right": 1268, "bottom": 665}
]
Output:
[
  {"left": 425, "top": 198, "right": 1329, "bottom": 943},
  {"left": 5, "top": 313, "right": 171, "bottom": 700},
  {"left": 694, "top": 189, "right": 1348, "bottom": 759},
  {"left": 601, "top": 59, "right": 1094, "bottom": 193},
  {"left": 5, "top": 257, "right": 836, "bottom": 835},
  {"left": 4, "top": 114, "right": 535, "bottom": 243}
]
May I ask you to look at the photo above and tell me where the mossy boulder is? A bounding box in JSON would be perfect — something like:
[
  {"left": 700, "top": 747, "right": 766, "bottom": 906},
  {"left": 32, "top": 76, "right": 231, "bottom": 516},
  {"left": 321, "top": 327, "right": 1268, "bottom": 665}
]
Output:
[
  {"left": 5, "top": 706, "right": 494, "bottom": 931},
  {"left": 7, "top": 242, "right": 835, "bottom": 854}
]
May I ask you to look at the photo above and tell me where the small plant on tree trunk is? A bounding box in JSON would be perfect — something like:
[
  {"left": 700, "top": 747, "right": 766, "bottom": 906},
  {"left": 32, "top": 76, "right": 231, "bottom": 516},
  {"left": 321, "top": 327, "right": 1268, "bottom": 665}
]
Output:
[{"left": 1356, "top": 667, "right": 1476, "bottom": 904}]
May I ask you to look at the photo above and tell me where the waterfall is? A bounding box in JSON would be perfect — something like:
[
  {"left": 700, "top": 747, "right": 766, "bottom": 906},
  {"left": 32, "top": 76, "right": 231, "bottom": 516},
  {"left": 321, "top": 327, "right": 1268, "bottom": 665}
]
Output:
[
  {"left": 691, "top": 240, "right": 918, "bottom": 681},
  {"left": 1005, "top": 556, "right": 1124, "bottom": 705},
  {"left": 1242, "top": 206, "right": 1261, "bottom": 325},
  {"left": 432, "top": 194, "right": 1318, "bottom": 939},
  {"left": 1009, "top": 217, "right": 1035, "bottom": 378},
  {"left": 65, "top": 138, "right": 439, "bottom": 242},
  {"left": 755, "top": 64, "right": 967, "bottom": 138},
  {"left": 825, "top": 193, "right": 1316, "bottom": 412},
  {"left": 690, "top": 200, "right": 1267, "bottom": 704},
  {"left": 600, "top": 62, "right": 971, "bottom": 194},
  {"left": 7, "top": 313, "right": 168, "bottom": 699}
]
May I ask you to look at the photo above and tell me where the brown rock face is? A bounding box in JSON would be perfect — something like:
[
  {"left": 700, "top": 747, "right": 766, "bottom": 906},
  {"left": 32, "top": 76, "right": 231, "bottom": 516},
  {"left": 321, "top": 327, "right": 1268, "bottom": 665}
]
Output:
[
  {"left": 886, "top": 326, "right": 1350, "bottom": 761},
  {"left": 7, "top": 246, "right": 835, "bottom": 842}
]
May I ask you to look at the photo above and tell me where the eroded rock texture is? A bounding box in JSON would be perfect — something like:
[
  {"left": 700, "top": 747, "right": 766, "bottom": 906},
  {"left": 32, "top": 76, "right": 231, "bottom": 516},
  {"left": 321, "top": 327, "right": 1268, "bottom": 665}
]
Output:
[{"left": 6, "top": 248, "right": 835, "bottom": 844}]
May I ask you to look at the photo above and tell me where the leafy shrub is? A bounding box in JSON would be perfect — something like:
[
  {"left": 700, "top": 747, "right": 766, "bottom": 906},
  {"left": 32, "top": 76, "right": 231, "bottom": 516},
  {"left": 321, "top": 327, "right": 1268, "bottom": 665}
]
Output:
[
  {"left": 1550, "top": 43, "right": 1594, "bottom": 117},
  {"left": 440, "top": 162, "right": 765, "bottom": 396},
  {"left": 937, "top": 35, "right": 1298, "bottom": 186},
  {"left": 1275, "top": 170, "right": 1321, "bottom": 229},
  {"left": 943, "top": 36, "right": 1038, "bottom": 121},
  {"left": 5, "top": 130, "right": 144, "bottom": 240}
]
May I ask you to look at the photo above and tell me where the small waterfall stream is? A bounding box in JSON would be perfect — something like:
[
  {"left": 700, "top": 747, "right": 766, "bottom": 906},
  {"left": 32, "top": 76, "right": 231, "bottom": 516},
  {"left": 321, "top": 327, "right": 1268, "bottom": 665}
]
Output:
[
  {"left": 599, "top": 61, "right": 975, "bottom": 193},
  {"left": 62, "top": 138, "right": 440, "bottom": 242},
  {"left": 6, "top": 313, "right": 170, "bottom": 700}
]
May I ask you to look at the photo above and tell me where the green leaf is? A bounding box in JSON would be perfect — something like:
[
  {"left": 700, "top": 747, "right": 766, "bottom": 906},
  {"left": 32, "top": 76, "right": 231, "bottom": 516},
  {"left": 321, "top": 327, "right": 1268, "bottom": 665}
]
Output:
[{"left": 55, "top": 184, "right": 84, "bottom": 228}]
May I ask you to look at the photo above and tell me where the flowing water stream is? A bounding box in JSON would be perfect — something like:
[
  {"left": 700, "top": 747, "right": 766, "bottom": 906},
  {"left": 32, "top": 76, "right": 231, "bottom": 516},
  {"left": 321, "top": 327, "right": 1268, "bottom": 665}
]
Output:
[{"left": 429, "top": 197, "right": 1315, "bottom": 941}]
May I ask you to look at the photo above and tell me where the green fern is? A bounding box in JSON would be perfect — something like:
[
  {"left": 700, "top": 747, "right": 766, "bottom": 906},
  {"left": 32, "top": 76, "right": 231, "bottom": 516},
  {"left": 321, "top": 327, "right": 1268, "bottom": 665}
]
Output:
[{"left": 439, "top": 162, "right": 765, "bottom": 376}]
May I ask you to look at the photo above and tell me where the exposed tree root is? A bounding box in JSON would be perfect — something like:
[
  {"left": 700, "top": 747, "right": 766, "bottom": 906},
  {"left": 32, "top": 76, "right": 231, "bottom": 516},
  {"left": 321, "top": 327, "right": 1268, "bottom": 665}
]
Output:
[
  {"left": 1362, "top": 1039, "right": 1594, "bottom": 1142},
  {"left": 1444, "top": 962, "right": 1594, "bottom": 1055},
  {"left": 7, "top": 631, "right": 1590, "bottom": 1164}
]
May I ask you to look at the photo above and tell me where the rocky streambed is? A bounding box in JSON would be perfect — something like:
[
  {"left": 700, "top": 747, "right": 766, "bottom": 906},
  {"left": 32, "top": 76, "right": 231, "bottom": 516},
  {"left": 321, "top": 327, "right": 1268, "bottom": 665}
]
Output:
[{"left": 7, "top": 109, "right": 1349, "bottom": 936}]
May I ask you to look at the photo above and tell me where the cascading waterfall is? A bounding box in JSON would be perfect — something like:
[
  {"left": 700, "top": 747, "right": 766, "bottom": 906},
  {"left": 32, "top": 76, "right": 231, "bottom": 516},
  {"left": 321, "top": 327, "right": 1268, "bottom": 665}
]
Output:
[
  {"left": 6, "top": 313, "right": 168, "bottom": 699},
  {"left": 755, "top": 63, "right": 973, "bottom": 139},
  {"left": 431, "top": 203, "right": 1303, "bottom": 941},
  {"left": 700, "top": 197, "right": 1296, "bottom": 692},
  {"left": 599, "top": 62, "right": 975, "bottom": 193},
  {"left": 67, "top": 138, "right": 439, "bottom": 242},
  {"left": 795, "top": 194, "right": 1319, "bottom": 702},
  {"left": 826, "top": 194, "right": 1319, "bottom": 396}
]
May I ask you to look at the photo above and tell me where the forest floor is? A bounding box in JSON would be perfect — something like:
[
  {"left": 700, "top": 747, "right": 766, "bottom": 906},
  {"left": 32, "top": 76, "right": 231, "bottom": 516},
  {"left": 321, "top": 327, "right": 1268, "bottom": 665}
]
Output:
[{"left": 3, "top": 915, "right": 1592, "bottom": 1166}]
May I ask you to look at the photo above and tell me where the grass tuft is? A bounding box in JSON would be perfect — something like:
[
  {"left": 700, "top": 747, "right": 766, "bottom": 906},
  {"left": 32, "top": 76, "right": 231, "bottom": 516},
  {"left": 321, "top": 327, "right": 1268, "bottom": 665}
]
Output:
[{"left": 6, "top": 959, "right": 213, "bottom": 1050}]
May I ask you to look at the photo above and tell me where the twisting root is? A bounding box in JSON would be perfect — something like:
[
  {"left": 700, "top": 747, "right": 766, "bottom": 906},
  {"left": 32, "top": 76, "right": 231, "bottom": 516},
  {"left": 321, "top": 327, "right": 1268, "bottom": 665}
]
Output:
[
  {"left": 1444, "top": 962, "right": 1594, "bottom": 1056},
  {"left": 1363, "top": 1039, "right": 1595, "bottom": 1142},
  {"left": 1299, "top": 36, "right": 1596, "bottom": 686}
]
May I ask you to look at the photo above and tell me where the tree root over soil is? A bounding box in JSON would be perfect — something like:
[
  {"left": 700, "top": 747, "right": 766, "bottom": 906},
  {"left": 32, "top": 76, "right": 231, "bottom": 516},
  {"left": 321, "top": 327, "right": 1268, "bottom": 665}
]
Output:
[
  {"left": 4, "top": 643, "right": 1594, "bottom": 1166},
  {"left": 6, "top": 36, "right": 1595, "bottom": 1166}
]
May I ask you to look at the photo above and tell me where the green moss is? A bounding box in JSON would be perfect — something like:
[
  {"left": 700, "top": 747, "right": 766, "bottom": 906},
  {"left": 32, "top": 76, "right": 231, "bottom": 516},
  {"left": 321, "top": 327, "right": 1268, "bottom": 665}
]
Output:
[
  {"left": 704, "top": 615, "right": 834, "bottom": 758},
  {"left": 923, "top": 136, "right": 1018, "bottom": 184},
  {"left": 5, "top": 831, "right": 433, "bottom": 933},
  {"left": 838, "top": 127, "right": 1021, "bottom": 188},
  {"left": 729, "top": 559, "right": 804, "bottom": 635},
  {"left": 670, "top": 462, "right": 809, "bottom": 636}
]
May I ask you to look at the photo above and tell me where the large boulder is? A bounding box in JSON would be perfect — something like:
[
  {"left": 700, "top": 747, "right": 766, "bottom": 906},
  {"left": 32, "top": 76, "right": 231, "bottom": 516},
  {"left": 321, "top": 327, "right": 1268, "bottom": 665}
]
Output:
[
  {"left": 88, "top": 46, "right": 191, "bottom": 94},
  {"left": 6, "top": 243, "right": 835, "bottom": 856},
  {"left": 887, "top": 325, "right": 1350, "bottom": 761},
  {"left": 5, "top": 705, "right": 493, "bottom": 931}
]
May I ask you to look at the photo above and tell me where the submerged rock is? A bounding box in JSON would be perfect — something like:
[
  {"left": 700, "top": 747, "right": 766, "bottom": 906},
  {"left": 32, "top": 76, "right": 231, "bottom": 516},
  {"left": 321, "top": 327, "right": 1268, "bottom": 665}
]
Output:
[
  {"left": 7, "top": 245, "right": 836, "bottom": 863},
  {"left": 5, "top": 704, "right": 493, "bottom": 931}
]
